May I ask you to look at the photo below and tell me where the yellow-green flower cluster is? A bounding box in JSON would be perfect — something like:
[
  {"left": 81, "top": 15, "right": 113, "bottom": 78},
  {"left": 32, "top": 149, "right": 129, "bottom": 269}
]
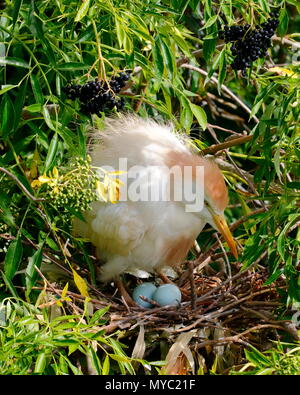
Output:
[
  {"left": 32, "top": 156, "right": 98, "bottom": 214},
  {"left": 31, "top": 157, "right": 123, "bottom": 219}
]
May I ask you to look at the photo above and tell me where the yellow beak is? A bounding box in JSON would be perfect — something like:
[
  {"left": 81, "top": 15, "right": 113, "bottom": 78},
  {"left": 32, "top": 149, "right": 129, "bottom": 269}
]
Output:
[{"left": 213, "top": 214, "right": 238, "bottom": 259}]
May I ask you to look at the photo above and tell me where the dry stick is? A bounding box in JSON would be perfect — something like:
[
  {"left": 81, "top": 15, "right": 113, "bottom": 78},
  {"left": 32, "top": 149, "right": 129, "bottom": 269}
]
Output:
[
  {"left": 175, "top": 285, "right": 285, "bottom": 334},
  {"left": 180, "top": 63, "right": 260, "bottom": 124},
  {"left": 272, "top": 36, "right": 300, "bottom": 49},
  {"left": 0, "top": 167, "right": 45, "bottom": 202},
  {"left": 201, "top": 135, "right": 253, "bottom": 155},
  {"left": 207, "top": 123, "right": 242, "bottom": 135},
  {"left": 188, "top": 262, "right": 196, "bottom": 310},
  {"left": 195, "top": 324, "right": 284, "bottom": 350}
]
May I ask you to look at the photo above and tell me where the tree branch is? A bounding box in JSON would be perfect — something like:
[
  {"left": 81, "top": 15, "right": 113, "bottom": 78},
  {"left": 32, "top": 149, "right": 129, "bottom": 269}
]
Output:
[
  {"left": 202, "top": 135, "right": 253, "bottom": 155},
  {"left": 0, "top": 167, "right": 45, "bottom": 202}
]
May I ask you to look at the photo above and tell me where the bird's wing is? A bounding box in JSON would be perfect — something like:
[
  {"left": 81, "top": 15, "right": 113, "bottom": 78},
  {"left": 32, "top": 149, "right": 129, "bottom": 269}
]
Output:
[{"left": 73, "top": 201, "right": 147, "bottom": 257}]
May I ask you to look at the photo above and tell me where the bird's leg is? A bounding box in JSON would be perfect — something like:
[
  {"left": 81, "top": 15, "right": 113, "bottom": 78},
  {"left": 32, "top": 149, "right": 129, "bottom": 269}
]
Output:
[
  {"left": 114, "top": 275, "right": 136, "bottom": 307},
  {"left": 156, "top": 270, "right": 189, "bottom": 298},
  {"left": 157, "top": 271, "right": 174, "bottom": 284}
]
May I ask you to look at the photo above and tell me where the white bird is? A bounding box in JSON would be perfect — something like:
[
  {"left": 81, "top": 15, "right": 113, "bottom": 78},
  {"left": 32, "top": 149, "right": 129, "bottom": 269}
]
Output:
[{"left": 74, "top": 116, "right": 237, "bottom": 301}]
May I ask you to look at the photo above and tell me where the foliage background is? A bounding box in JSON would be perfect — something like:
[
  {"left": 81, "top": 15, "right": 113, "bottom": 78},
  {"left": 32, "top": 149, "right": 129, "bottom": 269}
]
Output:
[{"left": 0, "top": 0, "right": 299, "bottom": 374}]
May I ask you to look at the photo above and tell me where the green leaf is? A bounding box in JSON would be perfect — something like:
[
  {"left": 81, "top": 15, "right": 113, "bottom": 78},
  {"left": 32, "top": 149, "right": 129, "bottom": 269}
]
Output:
[
  {"left": 1, "top": 271, "right": 19, "bottom": 298},
  {"left": 0, "top": 85, "right": 18, "bottom": 95},
  {"left": 42, "top": 105, "right": 56, "bottom": 131},
  {"left": 24, "top": 104, "right": 43, "bottom": 113},
  {"left": 109, "top": 353, "right": 131, "bottom": 363},
  {"left": 180, "top": 96, "right": 193, "bottom": 130},
  {"left": 0, "top": 57, "right": 30, "bottom": 68},
  {"left": 189, "top": 102, "right": 207, "bottom": 130},
  {"left": 88, "top": 347, "right": 102, "bottom": 374},
  {"left": 44, "top": 133, "right": 59, "bottom": 172},
  {"left": 34, "top": 352, "right": 47, "bottom": 373},
  {"left": 278, "top": 8, "right": 289, "bottom": 37},
  {"left": 218, "top": 48, "right": 226, "bottom": 92},
  {"left": 30, "top": 74, "right": 44, "bottom": 104},
  {"left": 12, "top": 0, "right": 23, "bottom": 27},
  {"left": 202, "top": 15, "right": 218, "bottom": 29},
  {"left": 13, "top": 79, "right": 28, "bottom": 133},
  {"left": 89, "top": 305, "right": 110, "bottom": 325},
  {"left": 245, "top": 346, "right": 270, "bottom": 367},
  {"left": 159, "top": 37, "right": 175, "bottom": 79},
  {"left": 4, "top": 236, "right": 23, "bottom": 280},
  {"left": 0, "top": 93, "right": 15, "bottom": 139},
  {"left": 25, "top": 246, "right": 43, "bottom": 297},
  {"left": 203, "top": 37, "right": 217, "bottom": 62},
  {"left": 152, "top": 38, "right": 164, "bottom": 80},
  {"left": 102, "top": 355, "right": 110, "bottom": 375},
  {"left": 0, "top": 191, "right": 15, "bottom": 227},
  {"left": 75, "top": 0, "right": 91, "bottom": 22}
]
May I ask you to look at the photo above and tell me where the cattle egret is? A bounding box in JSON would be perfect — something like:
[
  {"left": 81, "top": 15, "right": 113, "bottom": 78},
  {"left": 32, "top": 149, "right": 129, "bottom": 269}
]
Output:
[{"left": 74, "top": 116, "right": 237, "bottom": 302}]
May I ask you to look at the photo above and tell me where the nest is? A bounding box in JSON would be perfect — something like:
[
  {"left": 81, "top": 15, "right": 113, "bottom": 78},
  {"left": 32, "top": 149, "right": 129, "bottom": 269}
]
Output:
[{"left": 30, "top": 256, "right": 300, "bottom": 374}]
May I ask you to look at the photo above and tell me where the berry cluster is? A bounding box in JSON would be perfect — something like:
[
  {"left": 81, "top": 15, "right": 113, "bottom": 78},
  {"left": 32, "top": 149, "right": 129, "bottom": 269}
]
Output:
[
  {"left": 64, "top": 70, "right": 131, "bottom": 115},
  {"left": 219, "top": 11, "right": 280, "bottom": 75}
]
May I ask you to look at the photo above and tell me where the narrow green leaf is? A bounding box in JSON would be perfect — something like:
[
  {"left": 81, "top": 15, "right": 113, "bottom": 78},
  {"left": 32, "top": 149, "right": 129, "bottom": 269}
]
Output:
[
  {"left": 30, "top": 74, "right": 44, "bottom": 104},
  {"left": 152, "top": 38, "right": 164, "bottom": 80},
  {"left": 0, "top": 191, "right": 15, "bottom": 227},
  {"left": 0, "top": 85, "right": 18, "bottom": 95},
  {"left": 44, "top": 133, "right": 59, "bottom": 172},
  {"left": 4, "top": 236, "right": 23, "bottom": 280},
  {"left": 34, "top": 352, "right": 47, "bottom": 373},
  {"left": 89, "top": 347, "right": 102, "bottom": 374},
  {"left": 89, "top": 305, "right": 110, "bottom": 325},
  {"left": 25, "top": 246, "right": 43, "bottom": 297},
  {"left": 159, "top": 38, "right": 175, "bottom": 79},
  {"left": 75, "top": 0, "right": 90, "bottom": 22},
  {"left": 180, "top": 96, "right": 193, "bottom": 130},
  {"left": 202, "top": 15, "right": 218, "bottom": 29},
  {"left": 245, "top": 346, "right": 270, "bottom": 367},
  {"left": 278, "top": 8, "right": 289, "bottom": 37},
  {"left": 13, "top": 79, "right": 28, "bottom": 132},
  {"left": 109, "top": 353, "right": 131, "bottom": 363},
  {"left": 102, "top": 355, "right": 110, "bottom": 375},
  {"left": 12, "top": 0, "right": 23, "bottom": 27},
  {"left": 0, "top": 93, "right": 15, "bottom": 139},
  {"left": 24, "top": 104, "right": 43, "bottom": 113},
  {"left": 42, "top": 105, "right": 56, "bottom": 131},
  {"left": 1, "top": 270, "right": 19, "bottom": 298},
  {"left": 189, "top": 102, "right": 207, "bottom": 130},
  {"left": 0, "top": 57, "right": 30, "bottom": 68}
]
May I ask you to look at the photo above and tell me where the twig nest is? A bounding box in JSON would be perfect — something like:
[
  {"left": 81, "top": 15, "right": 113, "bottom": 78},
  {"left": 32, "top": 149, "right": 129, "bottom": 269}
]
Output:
[
  {"left": 132, "top": 283, "right": 157, "bottom": 308},
  {"left": 152, "top": 284, "right": 182, "bottom": 307}
]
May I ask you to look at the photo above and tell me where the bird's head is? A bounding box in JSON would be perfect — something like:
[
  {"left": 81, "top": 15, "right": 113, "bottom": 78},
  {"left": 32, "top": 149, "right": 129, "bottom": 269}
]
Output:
[{"left": 166, "top": 150, "right": 238, "bottom": 259}]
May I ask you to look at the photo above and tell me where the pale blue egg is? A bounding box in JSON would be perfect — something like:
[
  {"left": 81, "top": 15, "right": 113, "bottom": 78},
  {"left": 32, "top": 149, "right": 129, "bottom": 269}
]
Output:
[
  {"left": 132, "top": 283, "right": 157, "bottom": 308},
  {"left": 152, "top": 284, "right": 182, "bottom": 307}
]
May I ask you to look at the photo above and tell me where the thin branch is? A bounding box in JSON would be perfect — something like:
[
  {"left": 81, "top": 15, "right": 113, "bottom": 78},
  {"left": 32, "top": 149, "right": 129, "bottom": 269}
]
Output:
[
  {"left": 272, "top": 35, "right": 300, "bottom": 49},
  {"left": 0, "top": 167, "right": 45, "bottom": 202},
  {"left": 202, "top": 135, "right": 253, "bottom": 155}
]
